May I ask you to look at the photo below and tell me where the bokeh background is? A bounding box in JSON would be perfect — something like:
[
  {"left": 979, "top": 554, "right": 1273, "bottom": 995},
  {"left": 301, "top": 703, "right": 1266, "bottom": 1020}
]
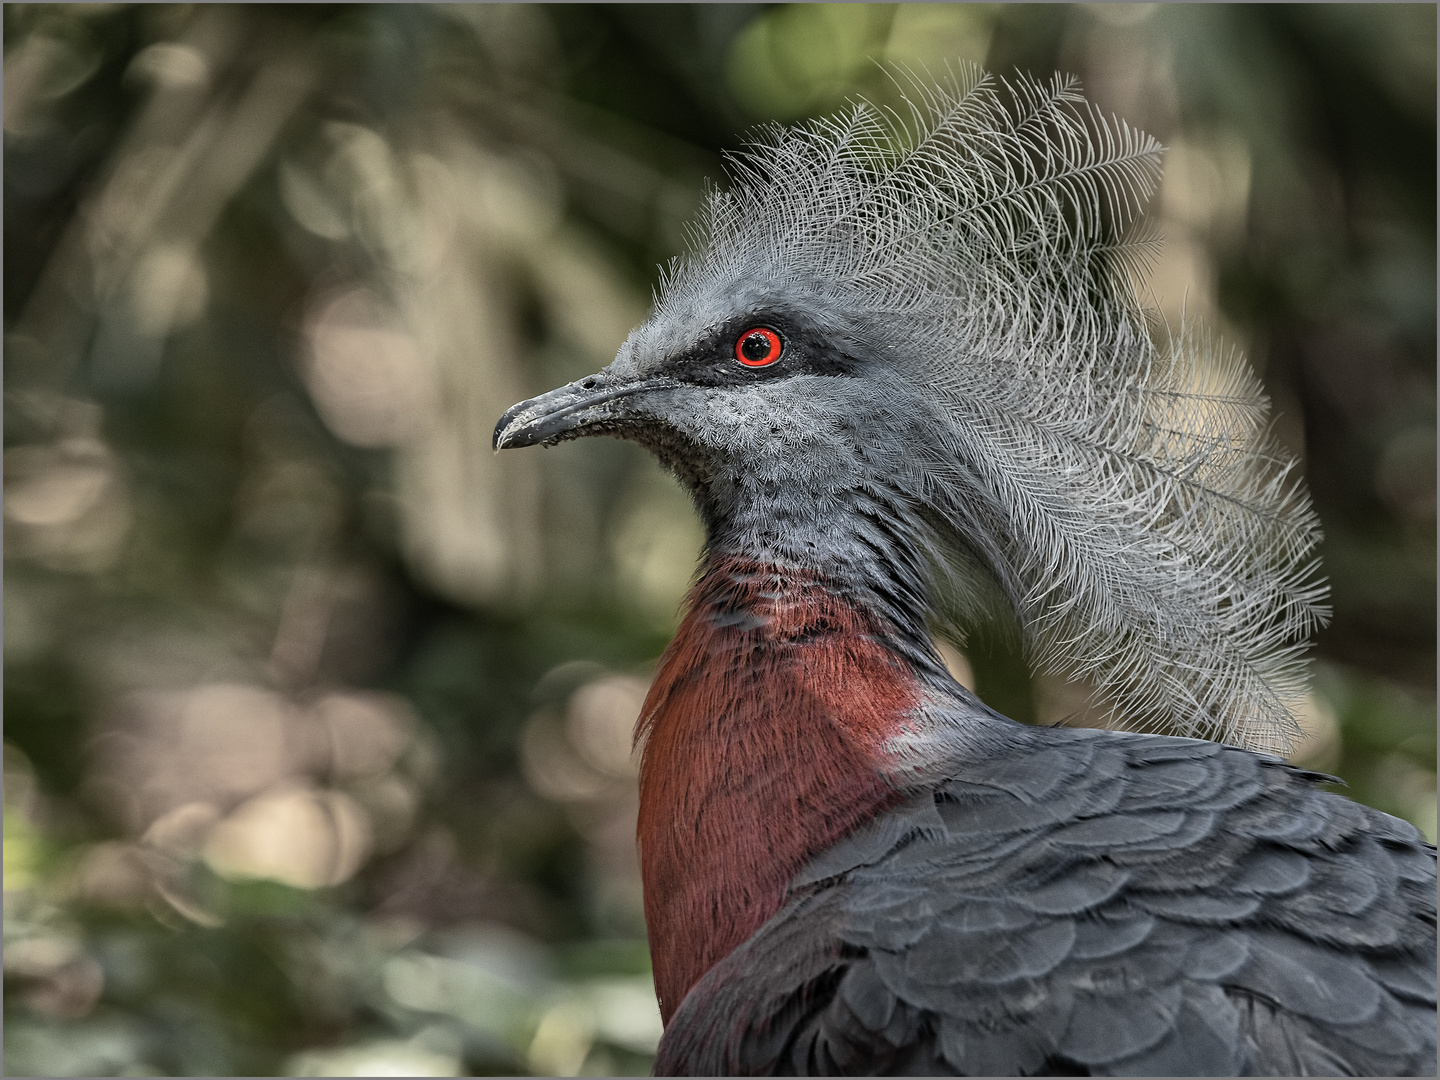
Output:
[{"left": 4, "top": 4, "right": 1434, "bottom": 1076}]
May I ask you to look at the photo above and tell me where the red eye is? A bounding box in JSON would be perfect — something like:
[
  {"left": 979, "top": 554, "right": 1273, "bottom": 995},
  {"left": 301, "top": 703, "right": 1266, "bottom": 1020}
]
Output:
[{"left": 735, "top": 327, "right": 782, "bottom": 367}]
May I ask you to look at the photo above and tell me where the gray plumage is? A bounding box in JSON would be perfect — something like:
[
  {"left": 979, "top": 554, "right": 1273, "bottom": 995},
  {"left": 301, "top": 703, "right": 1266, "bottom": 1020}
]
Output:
[
  {"left": 494, "top": 65, "right": 1435, "bottom": 1077},
  {"left": 658, "top": 727, "right": 1436, "bottom": 1076}
]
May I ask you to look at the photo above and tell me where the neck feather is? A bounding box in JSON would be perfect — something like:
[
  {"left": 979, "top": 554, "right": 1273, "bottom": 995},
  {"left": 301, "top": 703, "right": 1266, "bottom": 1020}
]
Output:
[{"left": 635, "top": 554, "right": 921, "bottom": 1023}]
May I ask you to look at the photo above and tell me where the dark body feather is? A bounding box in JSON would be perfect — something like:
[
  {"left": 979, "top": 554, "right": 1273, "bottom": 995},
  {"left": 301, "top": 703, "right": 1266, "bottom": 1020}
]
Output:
[{"left": 657, "top": 731, "right": 1438, "bottom": 1076}]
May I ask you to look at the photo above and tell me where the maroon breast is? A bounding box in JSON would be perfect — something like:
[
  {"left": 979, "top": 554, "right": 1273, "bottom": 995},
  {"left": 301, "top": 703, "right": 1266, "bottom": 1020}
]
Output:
[{"left": 635, "top": 556, "right": 920, "bottom": 1023}]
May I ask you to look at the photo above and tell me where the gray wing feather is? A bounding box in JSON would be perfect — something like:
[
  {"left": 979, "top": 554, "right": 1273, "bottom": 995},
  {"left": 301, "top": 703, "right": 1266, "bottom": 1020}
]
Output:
[{"left": 656, "top": 729, "right": 1437, "bottom": 1076}]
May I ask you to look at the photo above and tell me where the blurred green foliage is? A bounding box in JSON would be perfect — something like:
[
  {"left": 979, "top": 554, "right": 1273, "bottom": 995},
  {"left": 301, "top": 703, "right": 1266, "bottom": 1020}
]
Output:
[{"left": 4, "top": 4, "right": 1434, "bottom": 1076}]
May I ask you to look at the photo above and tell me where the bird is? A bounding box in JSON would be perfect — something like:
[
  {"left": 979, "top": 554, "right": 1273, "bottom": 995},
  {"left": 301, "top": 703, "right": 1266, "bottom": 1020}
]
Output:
[{"left": 494, "top": 68, "right": 1436, "bottom": 1076}]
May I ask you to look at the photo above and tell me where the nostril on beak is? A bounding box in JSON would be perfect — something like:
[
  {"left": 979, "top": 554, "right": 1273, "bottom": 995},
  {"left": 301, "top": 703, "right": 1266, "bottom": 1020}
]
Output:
[{"left": 580, "top": 377, "right": 598, "bottom": 390}]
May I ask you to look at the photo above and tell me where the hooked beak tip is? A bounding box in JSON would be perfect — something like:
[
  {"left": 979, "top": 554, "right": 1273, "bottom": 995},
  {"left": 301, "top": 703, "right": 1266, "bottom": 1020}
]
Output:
[
  {"left": 491, "top": 411, "right": 518, "bottom": 452},
  {"left": 492, "top": 415, "right": 515, "bottom": 452},
  {"left": 492, "top": 404, "right": 541, "bottom": 451}
]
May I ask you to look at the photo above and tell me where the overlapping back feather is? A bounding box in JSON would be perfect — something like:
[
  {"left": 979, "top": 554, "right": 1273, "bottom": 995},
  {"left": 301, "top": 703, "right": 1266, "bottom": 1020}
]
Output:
[{"left": 657, "top": 66, "right": 1328, "bottom": 753}]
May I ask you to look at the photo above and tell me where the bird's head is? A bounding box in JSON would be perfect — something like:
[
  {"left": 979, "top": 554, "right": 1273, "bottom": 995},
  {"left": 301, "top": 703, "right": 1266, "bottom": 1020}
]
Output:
[
  {"left": 493, "top": 282, "right": 933, "bottom": 560},
  {"left": 494, "top": 67, "right": 1329, "bottom": 754}
]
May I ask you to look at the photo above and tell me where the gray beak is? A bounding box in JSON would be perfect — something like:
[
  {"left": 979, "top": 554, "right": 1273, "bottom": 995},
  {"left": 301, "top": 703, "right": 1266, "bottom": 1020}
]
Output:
[{"left": 493, "top": 373, "right": 667, "bottom": 450}]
